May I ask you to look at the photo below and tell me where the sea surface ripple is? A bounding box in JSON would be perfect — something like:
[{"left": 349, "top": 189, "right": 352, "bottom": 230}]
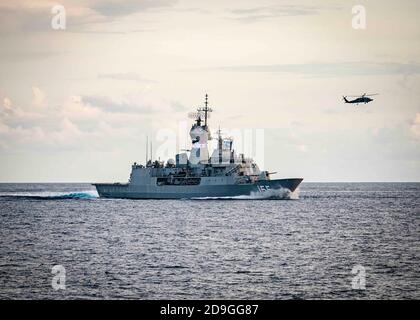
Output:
[{"left": 0, "top": 182, "right": 418, "bottom": 299}]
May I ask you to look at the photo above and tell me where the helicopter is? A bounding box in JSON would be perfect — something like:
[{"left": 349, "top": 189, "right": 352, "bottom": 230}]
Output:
[{"left": 343, "top": 93, "right": 379, "bottom": 105}]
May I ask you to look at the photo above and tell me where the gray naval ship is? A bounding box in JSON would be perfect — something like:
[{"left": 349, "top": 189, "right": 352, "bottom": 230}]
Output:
[{"left": 93, "top": 95, "right": 303, "bottom": 199}]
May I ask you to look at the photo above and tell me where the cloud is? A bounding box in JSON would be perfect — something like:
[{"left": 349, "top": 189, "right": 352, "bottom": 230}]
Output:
[
  {"left": 228, "top": 4, "right": 339, "bottom": 22},
  {"left": 98, "top": 72, "right": 155, "bottom": 83},
  {"left": 0, "top": 50, "right": 64, "bottom": 62},
  {"left": 3, "top": 97, "right": 12, "bottom": 110},
  {"left": 0, "top": 2, "right": 49, "bottom": 33},
  {"left": 32, "top": 87, "right": 47, "bottom": 108},
  {"left": 0, "top": 89, "right": 154, "bottom": 153},
  {"left": 218, "top": 62, "right": 420, "bottom": 77},
  {"left": 170, "top": 101, "right": 188, "bottom": 112},
  {"left": 411, "top": 113, "right": 420, "bottom": 138},
  {"left": 0, "top": 0, "right": 175, "bottom": 34},
  {"left": 1, "top": 93, "right": 44, "bottom": 126},
  {"left": 0, "top": 1, "right": 105, "bottom": 33},
  {"left": 68, "top": 28, "right": 154, "bottom": 34},
  {"left": 82, "top": 95, "right": 155, "bottom": 113},
  {"left": 297, "top": 144, "right": 308, "bottom": 152},
  {"left": 90, "top": 0, "right": 177, "bottom": 17}
]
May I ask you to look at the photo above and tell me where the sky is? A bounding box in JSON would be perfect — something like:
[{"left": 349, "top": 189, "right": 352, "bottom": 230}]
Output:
[{"left": 0, "top": 0, "right": 419, "bottom": 182}]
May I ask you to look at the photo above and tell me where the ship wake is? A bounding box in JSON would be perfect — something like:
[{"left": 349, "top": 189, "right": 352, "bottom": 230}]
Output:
[
  {"left": 0, "top": 190, "right": 99, "bottom": 200},
  {"left": 191, "top": 188, "right": 300, "bottom": 200}
]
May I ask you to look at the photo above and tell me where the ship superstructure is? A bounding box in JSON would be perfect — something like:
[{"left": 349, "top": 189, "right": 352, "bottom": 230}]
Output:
[{"left": 93, "top": 95, "right": 302, "bottom": 199}]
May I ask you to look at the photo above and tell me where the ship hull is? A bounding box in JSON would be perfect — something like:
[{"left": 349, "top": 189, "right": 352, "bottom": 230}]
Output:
[{"left": 93, "top": 178, "right": 303, "bottom": 199}]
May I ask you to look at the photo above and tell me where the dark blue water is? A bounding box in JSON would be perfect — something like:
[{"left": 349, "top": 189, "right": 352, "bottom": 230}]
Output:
[{"left": 0, "top": 183, "right": 418, "bottom": 299}]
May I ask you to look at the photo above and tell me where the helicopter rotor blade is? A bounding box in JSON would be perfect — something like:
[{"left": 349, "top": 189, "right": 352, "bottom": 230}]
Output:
[{"left": 344, "top": 93, "right": 379, "bottom": 97}]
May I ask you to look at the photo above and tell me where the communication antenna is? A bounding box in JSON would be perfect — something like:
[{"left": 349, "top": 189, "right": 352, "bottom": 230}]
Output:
[
  {"left": 217, "top": 125, "right": 222, "bottom": 163},
  {"left": 150, "top": 140, "right": 153, "bottom": 162},
  {"left": 145, "top": 135, "right": 148, "bottom": 164},
  {"left": 216, "top": 126, "right": 222, "bottom": 138}
]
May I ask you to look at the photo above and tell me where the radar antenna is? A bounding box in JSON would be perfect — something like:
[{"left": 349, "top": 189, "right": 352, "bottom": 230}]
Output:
[
  {"left": 188, "top": 111, "right": 207, "bottom": 119},
  {"left": 188, "top": 111, "right": 206, "bottom": 126}
]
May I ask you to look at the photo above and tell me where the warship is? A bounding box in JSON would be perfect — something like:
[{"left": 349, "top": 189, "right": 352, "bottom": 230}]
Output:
[{"left": 93, "top": 95, "right": 303, "bottom": 199}]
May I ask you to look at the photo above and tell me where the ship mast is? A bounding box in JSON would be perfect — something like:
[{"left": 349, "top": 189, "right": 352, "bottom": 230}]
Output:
[
  {"left": 217, "top": 126, "right": 222, "bottom": 164},
  {"left": 197, "top": 93, "right": 212, "bottom": 127},
  {"left": 145, "top": 135, "right": 148, "bottom": 164}
]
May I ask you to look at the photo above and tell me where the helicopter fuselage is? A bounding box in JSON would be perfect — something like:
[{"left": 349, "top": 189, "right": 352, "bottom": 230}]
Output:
[{"left": 344, "top": 96, "right": 373, "bottom": 104}]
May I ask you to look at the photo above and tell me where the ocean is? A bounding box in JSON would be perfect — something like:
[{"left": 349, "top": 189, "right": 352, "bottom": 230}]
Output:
[{"left": 0, "top": 182, "right": 418, "bottom": 299}]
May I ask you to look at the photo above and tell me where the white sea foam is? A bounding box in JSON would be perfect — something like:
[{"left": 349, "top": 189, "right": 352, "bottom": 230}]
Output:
[
  {"left": 192, "top": 187, "right": 299, "bottom": 200},
  {"left": 0, "top": 190, "right": 99, "bottom": 199}
]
